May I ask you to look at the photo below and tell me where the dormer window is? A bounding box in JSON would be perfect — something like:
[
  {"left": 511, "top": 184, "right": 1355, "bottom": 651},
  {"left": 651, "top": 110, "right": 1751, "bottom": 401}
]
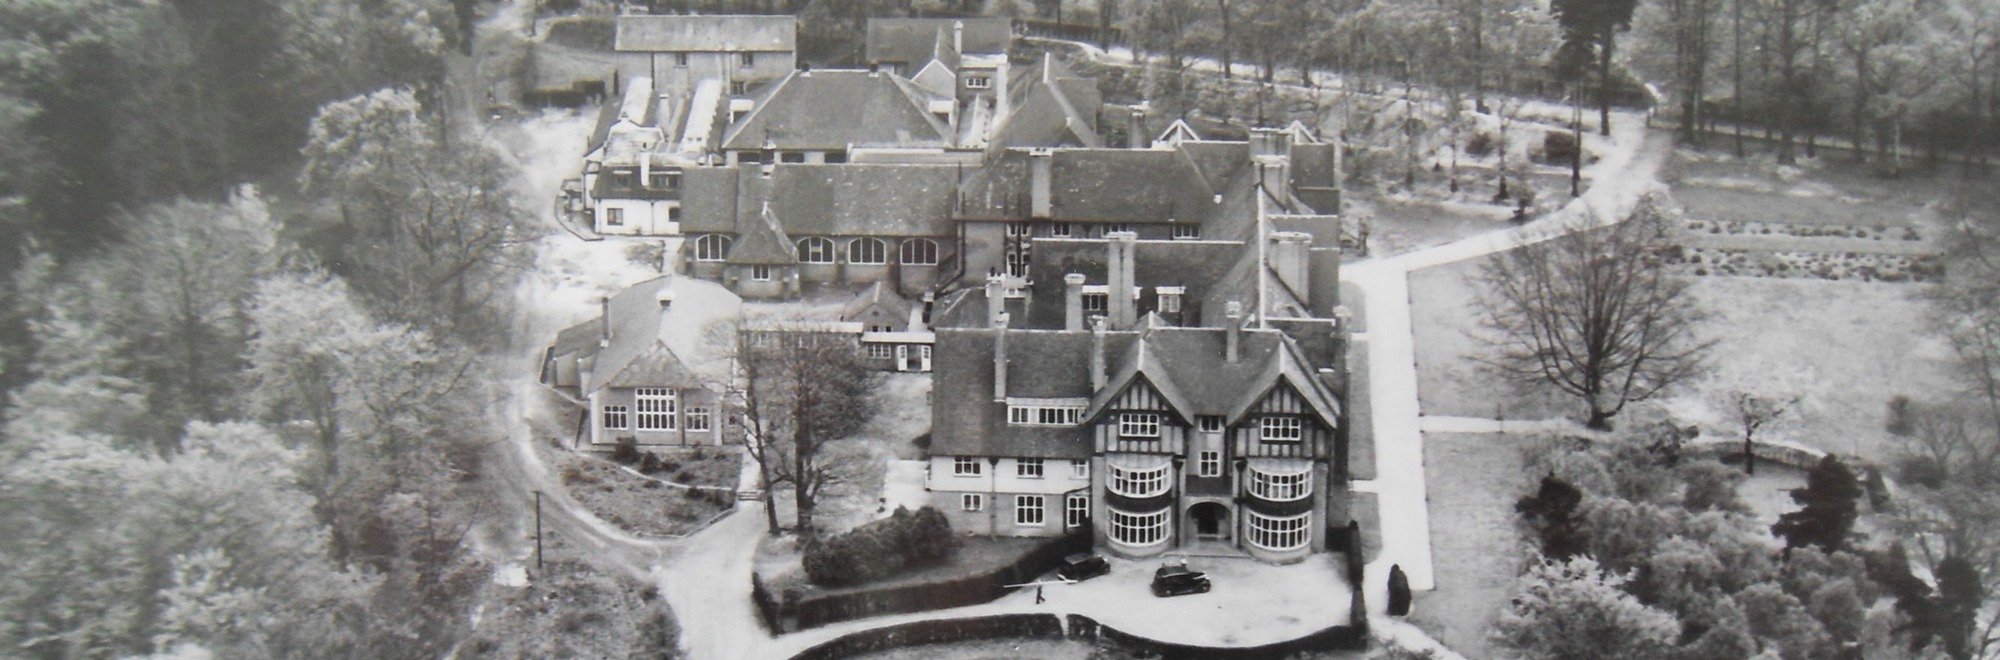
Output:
[
  {"left": 648, "top": 172, "right": 680, "bottom": 190},
  {"left": 1172, "top": 224, "right": 1201, "bottom": 240},
  {"left": 966, "top": 75, "right": 991, "bottom": 89},
  {"left": 1048, "top": 222, "right": 1073, "bottom": 237},
  {"left": 739, "top": 52, "right": 756, "bottom": 67},
  {"left": 1100, "top": 223, "right": 1133, "bottom": 237},
  {"left": 1158, "top": 286, "right": 1185, "bottom": 315}
]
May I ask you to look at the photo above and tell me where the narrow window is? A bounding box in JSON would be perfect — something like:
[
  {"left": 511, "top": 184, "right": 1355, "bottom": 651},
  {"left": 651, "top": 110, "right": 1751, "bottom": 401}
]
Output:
[
  {"left": 751, "top": 264, "right": 772, "bottom": 281},
  {"left": 602, "top": 405, "right": 629, "bottom": 430},
  {"left": 1066, "top": 493, "right": 1089, "bottom": 528},
  {"left": 1198, "top": 450, "right": 1222, "bottom": 477},
  {"left": 1197, "top": 415, "right": 1225, "bottom": 432},
  {"left": 1071, "top": 461, "right": 1089, "bottom": 479}
]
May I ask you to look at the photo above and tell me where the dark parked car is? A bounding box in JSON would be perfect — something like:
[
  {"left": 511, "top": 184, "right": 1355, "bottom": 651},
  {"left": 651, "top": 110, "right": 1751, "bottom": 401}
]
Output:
[
  {"left": 1056, "top": 553, "right": 1110, "bottom": 582},
  {"left": 1150, "top": 559, "right": 1211, "bottom": 597}
]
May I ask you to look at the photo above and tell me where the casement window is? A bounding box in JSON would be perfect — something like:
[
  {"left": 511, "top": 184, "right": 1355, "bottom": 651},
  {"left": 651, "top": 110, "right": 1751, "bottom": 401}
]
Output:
[
  {"left": 1047, "top": 222, "right": 1073, "bottom": 237},
  {"left": 953, "top": 457, "right": 982, "bottom": 476},
  {"left": 1197, "top": 415, "right": 1225, "bottom": 432},
  {"left": 1071, "top": 461, "right": 1089, "bottom": 479},
  {"left": 966, "top": 75, "right": 991, "bottom": 89},
  {"left": 648, "top": 172, "right": 680, "bottom": 189},
  {"left": 797, "top": 237, "right": 836, "bottom": 264},
  {"left": 1171, "top": 224, "right": 1201, "bottom": 240},
  {"left": 1246, "top": 510, "right": 1311, "bottom": 551},
  {"left": 1249, "top": 469, "right": 1311, "bottom": 501},
  {"left": 1006, "top": 405, "right": 1083, "bottom": 426},
  {"left": 1118, "top": 413, "right": 1161, "bottom": 438},
  {"left": 1016, "top": 458, "right": 1044, "bottom": 478},
  {"left": 1082, "top": 292, "right": 1107, "bottom": 313},
  {"left": 1015, "top": 495, "right": 1045, "bottom": 525},
  {"left": 1100, "top": 223, "right": 1133, "bottom": 236},
  {"left": 605, "top": 208, "right": 625, "bottom": 227},
  {"left": 738, "top": 52, "right": 756, "bottom": 67},
  {"left": 1198, "top": 450, "right": 1222, "bottom": 477},
  {"left": 685, "top": 407, "right": 711, "bottom": 432},
  {"left": 750, "top": 265, "right": 773, "bottom": 281},
  {"left": 1107, "top": 462, "right": 1169, "bottom": 497},
  {"left": 675, "top": 52, "right": 689, "bottom": 67},
  {"left": 635, "top": 388, "right": 677, "bottom": 430},
  {"left": 1108, "top": 505, "right": 1171, "bottom": 546},
  {"left": 780, "top": 151, "right": 806, "bottom": 163},
  {"left": 693, "top": 234, "right": 732, "bottom": 261},
  {"left": 962, "top": 493, "right": 983, "bottom": 512},
  {"left": 900, "top": 238, "right": 939, "bottom": 265},
  {"left": 1005, "top": 222, "right": 1030, "bottom": 237},
  {"left": 1066, "top": 493, "right": 1089, "bottom": 528},
  {"left": 848, "top": 238, "right": 888, "bottom": 264},
  {"left": 730, "top": 80, "right": 747, "bottom": 96},
  {"left": 602, "top": 405, "right": 629, "bottom": 430},
  {"left": 866, "top": 343, "right": 894, "bottom": 359},
  {"left": 1261, "top": 416, "right": 1304, "bottom": 442}
]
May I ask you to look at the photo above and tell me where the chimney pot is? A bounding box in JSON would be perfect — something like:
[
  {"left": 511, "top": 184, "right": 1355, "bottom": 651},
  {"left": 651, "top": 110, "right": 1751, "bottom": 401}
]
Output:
[
  {"left": 599, "top": 296, "right": 613, "bottom": 347},
  {"left": 1064, "top": 273, "right": 1086, "bottom": 332}
]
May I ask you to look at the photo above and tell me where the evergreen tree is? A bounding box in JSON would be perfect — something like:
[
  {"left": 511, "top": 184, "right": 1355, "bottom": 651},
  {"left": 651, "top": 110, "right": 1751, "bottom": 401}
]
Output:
[{"left": 1772, "top": 455, "right": 1862, "bottom": 552}]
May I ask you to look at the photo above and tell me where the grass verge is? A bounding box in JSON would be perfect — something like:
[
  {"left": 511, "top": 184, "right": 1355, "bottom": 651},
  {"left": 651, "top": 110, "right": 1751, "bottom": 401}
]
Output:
[{"left": 1408, "top": 432, "right": 1535, "bottom": 660}]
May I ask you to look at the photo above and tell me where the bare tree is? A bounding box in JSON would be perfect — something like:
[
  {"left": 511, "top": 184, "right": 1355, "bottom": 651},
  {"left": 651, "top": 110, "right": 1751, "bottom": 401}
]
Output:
[
  {"left": 721, "top": 317, "right": 880, "bottom": 536},
  {"left": 1474, "top": 193, "right": 1714, "bottom": 430}
]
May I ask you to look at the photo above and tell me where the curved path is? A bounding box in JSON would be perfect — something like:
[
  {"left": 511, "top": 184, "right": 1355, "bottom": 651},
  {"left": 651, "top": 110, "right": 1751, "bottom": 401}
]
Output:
[{"left": 1342, "top": 112, "right": 1670, "bottom": 651}]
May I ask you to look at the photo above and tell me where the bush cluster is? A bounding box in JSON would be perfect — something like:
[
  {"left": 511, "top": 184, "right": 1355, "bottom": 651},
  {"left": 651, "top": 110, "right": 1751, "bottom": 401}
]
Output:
[
  {"left": 802, "top": 507, "right": 960, "bottom": 588},
  {"left": 1542, "top": 131, "right": 1580, "bottom": 164},
  {"left": 1465, "top": 131, "right": 1496, "bottom": 157}
]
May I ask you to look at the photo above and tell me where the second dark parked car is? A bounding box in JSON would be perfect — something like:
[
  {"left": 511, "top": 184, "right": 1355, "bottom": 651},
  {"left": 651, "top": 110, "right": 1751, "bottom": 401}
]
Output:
[
  {"left": 1150, "top": 559, "right": 1211, "bottom": 597},
  {"left": 1057, "top": 553, "right": 1110, "bottom": 582}
]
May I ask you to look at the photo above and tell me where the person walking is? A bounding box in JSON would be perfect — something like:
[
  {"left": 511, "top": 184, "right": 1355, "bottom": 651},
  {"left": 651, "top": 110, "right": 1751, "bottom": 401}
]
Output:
[{"left": 1035, "top": 585, "right": 1045, "bottom": 604}]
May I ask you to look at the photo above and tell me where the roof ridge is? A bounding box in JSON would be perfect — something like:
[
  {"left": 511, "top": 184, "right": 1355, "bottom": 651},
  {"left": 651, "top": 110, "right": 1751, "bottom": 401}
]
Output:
[{"left": 720, "top": 70, "right": 797, "bottom": 147}]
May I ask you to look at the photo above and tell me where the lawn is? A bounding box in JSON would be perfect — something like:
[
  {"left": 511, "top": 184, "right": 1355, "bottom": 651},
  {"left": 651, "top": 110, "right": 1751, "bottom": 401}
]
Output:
[
  {"left": 1660, "top": 276, "right": 1959, "bottom": 465},
  {"left": 461, "top": 557, "right": 678, "bottom": 659},
  {"left": 1408, "top": 432, "right": 1537, "bottom": 660},
  {"left": 1407, "top": 255, "right": 1573, "bottom": 421},
  {"left": 1345, "top": 344, "right": 1376, "bottom": 481}
]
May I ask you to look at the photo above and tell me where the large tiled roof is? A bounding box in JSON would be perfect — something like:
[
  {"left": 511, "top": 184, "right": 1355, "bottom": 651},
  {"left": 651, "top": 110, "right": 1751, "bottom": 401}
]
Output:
[
  {"left": 725, "top": 203, "right": 798, "bottom": 265},
  {"left": 1016, "top": 238, "right": 1248, "bottom": 328},
  {"left": 615, "top": 15, "right": 796, "bottom": 52},
  {"left": 866, "top": 18, "right": 1011, "bottom": 67},
  {"left": 557, "top": 275, "right": 743, "bottom": 395},
  {"left": 721, "top": 70, "right": 952, "bottom": 151},
  {"left": 957, "top": 143, "right": 1250, "bottom": 222},
  {"left": 1081, "top": 326, "right": 1340, "bottom": 425},
  {"left": 765, "top": 164, "right": 960, "bottom": 237},
  {"left": 988, "top": 57, "right": 1101, "bottom": 149},
  {"left": 929, "top": 328, "right": 1133, "bottom": 459}
]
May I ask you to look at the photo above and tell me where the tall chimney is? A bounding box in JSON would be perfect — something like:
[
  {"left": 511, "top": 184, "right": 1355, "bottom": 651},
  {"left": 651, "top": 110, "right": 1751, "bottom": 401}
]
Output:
[
  {"left": 1064, "top": 273, "right": 1086, "bottom": 331},
  {"left": 953, "top": 20, "right": 964, "bottom": 54},
  {"left": 599, "top": 296, "right": 613, "bottom": 347},
  {"left": 1106, "top": 231, "right": 1138, "bottom": 328},
  {"left": 1127, "top": 106, "right": 1148, "bottom": 149},
  {"left": 1090, "top": 316, "right": 1107, "bottom": 390},
  {"left": 1030, "top": 150, "right": 1053, "bottom": 218},
  {"left": 993, "top": 313, "right": 1010, "bottom": 401},
  {"left": 1269, "top": 232, "right": 1312, "bottom": 304},
  {"left": 985, "top": 273, "right": 1007, "bottom": 326},
  {"left": 1225, "top": 301, "right": 1242, "bottom": 363}
]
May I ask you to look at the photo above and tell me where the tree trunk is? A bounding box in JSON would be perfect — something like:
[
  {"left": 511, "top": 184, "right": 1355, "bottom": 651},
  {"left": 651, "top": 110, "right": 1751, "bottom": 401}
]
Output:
[
  {"left": 1599, "top": 31, "right": 1615, "bottom": 137},
  {"left": 1216, "top": 0, "right": 1233, "bottom": 79},
  {"left": 1587, "top": 408, "right": 1614, "bottom": 431},
  {"left": 1732, "top": 0, "right": 1745, "bottom": 157}
]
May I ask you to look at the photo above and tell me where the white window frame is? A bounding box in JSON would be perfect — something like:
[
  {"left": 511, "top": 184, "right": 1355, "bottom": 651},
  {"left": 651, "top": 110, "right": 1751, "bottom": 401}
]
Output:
[
  {"left": 1015, "top": 495, "right": 1045, "bottom": 526},
  {"left": 953, "top": 457, "right": 982, "bottom": 476},
  {"left": 1171, "top": 224, "right": 1200, "bottom": 240},
  {"left": 1246, "top": 510, "right": 1312, "bottom": 552},
  {"left": 1249, "top": 468, "right": 1311, "bottom": 501},
  {"left": 1198, "top": 450, "right": 1222, "bottom": 477},
  {"left": 1048, "top": 222, "right": 1073, "bottom": 237},
  {"left": 1017, "top": 458, "right": 1044, "bottom": 479},
  {"left": 1108, "top": 505, "right": 1171, "bottom": 547},
  {"left": 966, "top": 75, "right": 991, "bottom": 89},
  {"left": 1007, "top": 404, "right": 1083, "bottom": 426},
  {"left": 1100, "top": 223, "right": 1133, "bottom": 236},
  {"left": 1081, "top": 292, "right": 1108, "bottom": 313},
  {"left": 962, "top": 493, "right": 983, "bottom": 511},
  {"left": 1119, "top": 413, "right": 1161, "bottom": 438},
  {"left": 900, "top": 238, "right": 940, "bottom": 265},
  {"left": 605, "top": 207, "right": 625, "bottom": 227},
  {"left": 602, "top": 405, "right": 629, "bottom": 430},
  {"left": 848, "top": 237, "right": 888, "bottom": 265},
  {"left": 1261, "top": 416, "right": 1304, "bottom": 442},
  {"left": 750, "top": 264, "right": 773, "bottom": 281},
  {"left": 635, "top": 388, "right": 676, "bottom": 431},
  {"left": 1066, "top": 493, "right": 1089, "bottom": 528},
  {"left": 1071, "top": 461, "right": 1089, "bottom": 479},
  {"left": 797, "top": 237, "right": 836, "bottom": 264},
  {"left": 866, "top": 343, "right": 895, "bottom": 359},
  {"left": 685, "top": 406, "right": 711, "bottom": 432},
  {"left": 1197, "top": 415, "right": 1225, "bottom": 432},
  {"left": 1107, "top": 462, "right": 1169, "bottom": 497},
  {"left": 694, "top": 234, "right": 732, "bottom": 262}
]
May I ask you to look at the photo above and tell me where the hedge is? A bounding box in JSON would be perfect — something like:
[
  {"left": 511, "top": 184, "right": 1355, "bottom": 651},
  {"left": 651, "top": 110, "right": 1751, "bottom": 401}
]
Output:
[
  {"left": 785, "top": 529, "right": 1090, "bottom": 631},
  {"left": 788, "top": 614, "right": 1065, "bottom": 660},
  {"left": 803, "top": 506, "right": 960, "bottom": 588}
]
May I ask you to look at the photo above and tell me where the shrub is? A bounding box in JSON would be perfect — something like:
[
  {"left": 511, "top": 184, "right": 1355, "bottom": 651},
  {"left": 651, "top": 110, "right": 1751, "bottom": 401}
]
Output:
[
  {"left": 1465, "top": 131, "right": 1496, "bottom": 157},
  {"left": 610, "top": 437, "right": 640, "bottom": 465},
  {"left": 638, "top": 451, "right": 664, "bottom": 474},
  {"left": 802, "top": 506, "right": 962, "bottom": 588},
  {"left": 1542, "top": 131, "right": 1580, "bottom": 164}
]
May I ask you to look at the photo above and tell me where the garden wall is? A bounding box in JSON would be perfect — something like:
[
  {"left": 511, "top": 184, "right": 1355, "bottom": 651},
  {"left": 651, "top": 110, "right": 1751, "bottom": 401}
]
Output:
[{"left": 763, "top": 530, "right": 1091, "bottom": 632}]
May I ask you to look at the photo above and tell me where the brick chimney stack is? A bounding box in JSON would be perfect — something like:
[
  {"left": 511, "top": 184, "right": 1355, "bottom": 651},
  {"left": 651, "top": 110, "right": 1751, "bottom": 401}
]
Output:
[
  {"left": 1225, "top": 301, "right": 1242, "bottom": 363},
  {"left": 993, "top": 312, "right": 1010, "bottom": 401},
  {"left": 1064, "top": 273, "right": 1086, "bottom": 331}
]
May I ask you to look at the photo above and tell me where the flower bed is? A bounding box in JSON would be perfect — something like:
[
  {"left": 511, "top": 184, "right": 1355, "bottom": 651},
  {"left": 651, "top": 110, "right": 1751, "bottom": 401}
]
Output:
[
  {"left": 1662, "top": 246, "right": 1943, "bottom": 283},
  {"left": 1683, "top": 218, "right": 1921, "bottom": 242}
]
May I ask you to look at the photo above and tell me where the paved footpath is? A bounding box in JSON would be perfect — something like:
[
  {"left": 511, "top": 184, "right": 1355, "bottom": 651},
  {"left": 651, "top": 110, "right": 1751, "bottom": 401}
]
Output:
[{"left": 1344, "top": 115, "right": 1669, "bottom": 612}]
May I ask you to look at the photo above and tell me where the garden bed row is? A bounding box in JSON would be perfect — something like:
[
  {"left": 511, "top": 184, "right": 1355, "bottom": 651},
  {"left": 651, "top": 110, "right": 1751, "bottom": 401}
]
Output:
[
  {"left": 1684, "top": 218, "right": 1922, "bottom": 242},
  {"left": 1662, "top": 246, "right": 1942, "bottom": 283}
]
